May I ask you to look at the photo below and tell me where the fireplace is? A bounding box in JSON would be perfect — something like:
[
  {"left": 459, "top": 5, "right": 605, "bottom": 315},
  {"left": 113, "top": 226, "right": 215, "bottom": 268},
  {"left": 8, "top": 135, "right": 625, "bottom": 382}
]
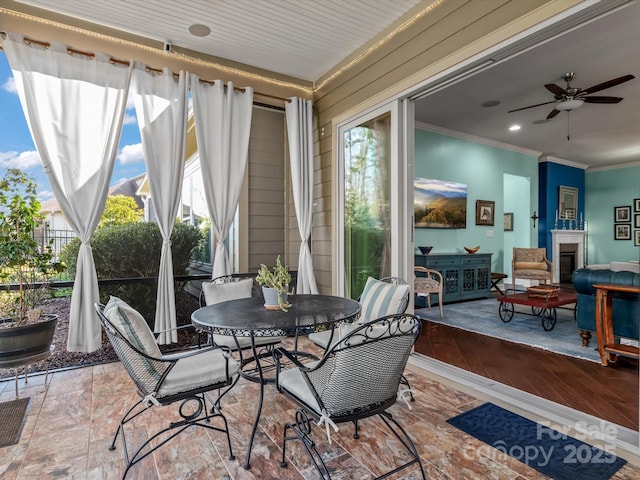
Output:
[
  {"left": 559, "top": 243, "right": 578, "bottom": 284},
  {"left": 551, "top": 229, "right": 587, "bottom": 284}
]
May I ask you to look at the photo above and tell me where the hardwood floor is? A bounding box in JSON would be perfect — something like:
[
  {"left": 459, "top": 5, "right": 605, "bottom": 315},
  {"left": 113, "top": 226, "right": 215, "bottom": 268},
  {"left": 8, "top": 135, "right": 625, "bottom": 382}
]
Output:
[{"left": 415, "top": 319, "right": 639, "bottom": 431}]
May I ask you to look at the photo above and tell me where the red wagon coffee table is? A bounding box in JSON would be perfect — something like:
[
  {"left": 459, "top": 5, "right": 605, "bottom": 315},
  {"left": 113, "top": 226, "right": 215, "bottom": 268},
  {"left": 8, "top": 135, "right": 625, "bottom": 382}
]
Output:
[{"left": 497, "top": 287, "right": 577, "bottom": 331}]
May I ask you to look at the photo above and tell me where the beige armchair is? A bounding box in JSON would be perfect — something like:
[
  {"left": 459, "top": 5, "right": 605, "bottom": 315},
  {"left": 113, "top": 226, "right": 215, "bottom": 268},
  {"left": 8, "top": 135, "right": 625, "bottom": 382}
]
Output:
[
  {"left": 414, "top": 266, "right": 444, "bottom": 318},
  {"left": 512, "top": 247, "right": 553, "bottom": 290}
]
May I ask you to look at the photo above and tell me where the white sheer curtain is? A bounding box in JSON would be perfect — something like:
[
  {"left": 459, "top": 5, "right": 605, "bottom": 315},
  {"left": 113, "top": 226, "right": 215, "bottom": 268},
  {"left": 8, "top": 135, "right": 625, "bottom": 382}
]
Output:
[
  {"left": 286, "top": 97, "right": 318, "bottom": 294},
  {"left": 190, "top": 76, "right": 253, "bottom": 278},
  {"left": 132, "top": 67, "right": 188, "bottom": 344},
  {"left": 2, "top": 33, "right": 131, "bottom": 352}
]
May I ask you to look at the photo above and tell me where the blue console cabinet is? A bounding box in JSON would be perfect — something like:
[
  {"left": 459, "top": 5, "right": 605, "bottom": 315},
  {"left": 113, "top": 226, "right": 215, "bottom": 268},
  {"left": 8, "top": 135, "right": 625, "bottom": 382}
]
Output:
[{"left": 414, "top": 253, "right": 492, "bottom": 305}]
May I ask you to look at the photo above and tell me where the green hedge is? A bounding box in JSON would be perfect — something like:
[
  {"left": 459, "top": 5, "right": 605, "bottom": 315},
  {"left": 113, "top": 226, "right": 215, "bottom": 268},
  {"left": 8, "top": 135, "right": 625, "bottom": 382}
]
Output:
[{"left": 61, "top": 222, "right": 202, "bottom": 322}]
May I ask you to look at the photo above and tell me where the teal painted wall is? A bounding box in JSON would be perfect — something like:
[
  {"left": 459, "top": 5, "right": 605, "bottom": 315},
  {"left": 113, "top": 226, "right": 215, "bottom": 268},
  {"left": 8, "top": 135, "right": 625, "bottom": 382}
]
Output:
[
  {"left": 414, "top": 129, "right": 539, "bottom": 272},
  {"left": 586, "top": 165, "right": 640, "bottom": 264}
]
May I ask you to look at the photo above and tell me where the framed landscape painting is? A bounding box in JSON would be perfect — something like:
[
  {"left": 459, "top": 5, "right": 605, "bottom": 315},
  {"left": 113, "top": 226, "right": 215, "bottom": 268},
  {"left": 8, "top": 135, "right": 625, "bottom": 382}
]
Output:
[{"left": 414, "top": 178, "right": 467, "bottom": 228}]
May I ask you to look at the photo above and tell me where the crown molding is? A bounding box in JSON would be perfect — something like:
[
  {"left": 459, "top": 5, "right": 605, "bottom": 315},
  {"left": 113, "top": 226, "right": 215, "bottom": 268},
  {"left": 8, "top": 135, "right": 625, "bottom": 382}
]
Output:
[
  {"left": 538, "top": 154, "right": 588, "bottom": 170},
  {"left": 415, "top": 121, "right": 540, "bottom": 158},
  {"left": 587, "top": 160, "right": 640, "bottom": 173}
]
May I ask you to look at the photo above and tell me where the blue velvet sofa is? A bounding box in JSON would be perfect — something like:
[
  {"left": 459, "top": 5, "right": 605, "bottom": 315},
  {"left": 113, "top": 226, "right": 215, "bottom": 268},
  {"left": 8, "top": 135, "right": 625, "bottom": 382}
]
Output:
[{"left": 571, "top": 268, "right": 639, "bottom": 347}]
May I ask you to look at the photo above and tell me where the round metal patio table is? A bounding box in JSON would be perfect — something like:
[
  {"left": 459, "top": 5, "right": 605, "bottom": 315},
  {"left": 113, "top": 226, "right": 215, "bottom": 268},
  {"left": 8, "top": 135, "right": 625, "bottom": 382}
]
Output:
[{"left": 191, "top": 294, "right": 361, "bottom": 469}]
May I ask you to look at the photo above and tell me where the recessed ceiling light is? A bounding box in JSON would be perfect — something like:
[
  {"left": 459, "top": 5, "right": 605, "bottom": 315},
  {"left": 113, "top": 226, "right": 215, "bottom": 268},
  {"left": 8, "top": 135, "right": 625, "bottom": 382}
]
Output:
[
  {"left": 189, "top": 24, "right": 211, "bottom": 37},
  {"left": 509, "top": 124, "right": 521, "bottom": 132},
  {"left": 481, "top": 100, "right": 500, "bottom": 108}
]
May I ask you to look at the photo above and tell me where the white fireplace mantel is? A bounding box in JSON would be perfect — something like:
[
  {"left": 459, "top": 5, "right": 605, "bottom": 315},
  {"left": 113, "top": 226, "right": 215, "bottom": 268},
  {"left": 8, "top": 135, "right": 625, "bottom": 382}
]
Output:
[{"left": 551, "top": 229, "right": 587, "bottom": 283}]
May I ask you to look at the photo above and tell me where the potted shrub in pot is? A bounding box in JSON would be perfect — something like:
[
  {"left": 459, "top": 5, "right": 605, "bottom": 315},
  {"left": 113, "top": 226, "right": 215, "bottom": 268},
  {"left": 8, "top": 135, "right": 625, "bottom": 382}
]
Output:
[
  {"left": 256, "top": 256, "right": 293, "bottom": 311},
  {"left": 0, "top": 169, "right": 62, "bottom": 376}
]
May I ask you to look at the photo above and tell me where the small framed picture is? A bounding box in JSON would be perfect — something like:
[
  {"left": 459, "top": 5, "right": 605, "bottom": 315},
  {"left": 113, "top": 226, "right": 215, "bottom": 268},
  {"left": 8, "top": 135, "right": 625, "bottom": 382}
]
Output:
[
  {"left": 614, "top": 206, "right": 631, "bottom": 223},
  {"left": 614, "top": 224, "right": 631, "bottom": 240},
  {"left": 476, "top": 200, "right": 495, "bottom": 226},
  {"left": 635, "top": 230, "right": 640, "bottom": 247},
  {"left": 503, "top": 213, "right": 514, "bottom": 231},
  {"left": 635, "top": 214, "right": 640, "bottom": 229},
  {"left": 635, "top": 198, "right": 640, "bottom": 212}
]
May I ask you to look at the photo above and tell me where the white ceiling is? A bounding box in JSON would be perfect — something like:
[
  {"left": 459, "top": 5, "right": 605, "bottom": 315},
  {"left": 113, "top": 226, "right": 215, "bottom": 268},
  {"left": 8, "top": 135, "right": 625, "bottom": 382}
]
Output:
[
  {"left": 12, "top": 0, "right": 640, "bottom": 169},
  {"left": 414, "top": 1, "right": 640, "bottom": 170},
  {"left": 14, "top": 0, "right": 423, "bottom": 82}
]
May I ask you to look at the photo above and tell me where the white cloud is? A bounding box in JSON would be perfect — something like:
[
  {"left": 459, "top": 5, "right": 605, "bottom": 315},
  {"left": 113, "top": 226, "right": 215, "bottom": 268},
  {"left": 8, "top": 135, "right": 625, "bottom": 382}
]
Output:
[
  {"left": 2, "top": 76, "right": 17, "bottom": 94},
  {"left": 0, "top": 150, "right": 41, "bottom": 169},
  {"left": 123, "top": 113, "right": 138, "bottom": 125},
  {"left": 38, "top": 189, "right": 55, "bottom": 201},
  {"left": 117, "top": 143, "right": 144, "bottom": 165}
]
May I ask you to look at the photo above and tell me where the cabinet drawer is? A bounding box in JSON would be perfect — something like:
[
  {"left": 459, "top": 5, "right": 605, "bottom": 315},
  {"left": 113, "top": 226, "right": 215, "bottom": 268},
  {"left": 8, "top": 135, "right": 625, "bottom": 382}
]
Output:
[
  {"left": 462, "top": 257, "right": 490, "bottom": 266},
  {"left": 426, "top": 257, "right": 460, "bottom": 267}
]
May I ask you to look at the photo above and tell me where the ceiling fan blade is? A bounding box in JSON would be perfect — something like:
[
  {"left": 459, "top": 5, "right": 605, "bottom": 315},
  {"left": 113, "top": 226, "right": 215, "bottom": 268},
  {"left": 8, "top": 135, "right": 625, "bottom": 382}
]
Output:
[
  {"left": 544, "top": 83, "right": 567, "bottom": 96},
  {"left": 546, "top": 109, "right": 560, "bottom": 119},
  {"left": 582, "top": 96, "right": 623, "bottom": 104},
  {"left": 580, "top": 74, "right": 635, "bottom": 95},
  {"left": 507, "top": 100, "right": 556, "bottom": 113}
]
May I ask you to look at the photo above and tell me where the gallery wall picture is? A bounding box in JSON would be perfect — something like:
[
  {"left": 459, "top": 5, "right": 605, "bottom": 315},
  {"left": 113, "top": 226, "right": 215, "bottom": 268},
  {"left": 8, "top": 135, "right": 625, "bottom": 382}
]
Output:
[
  {"left": 614, "top": 223, "right": 631, "bottom": 240},
  {"left": 635, "top": 230, "right": 640, "bottom": 247},
  {"left": 614, "top": 206, "right": 631, "bottom": 223},
  {"left": 476, "top": 200, "right": 495, "bottom": 226},
  {"left": 635, "top": 198, "right": 640, "bottom": 212},
  {"left": 635, "top": 214, "right": 640, "bottom": 229}
]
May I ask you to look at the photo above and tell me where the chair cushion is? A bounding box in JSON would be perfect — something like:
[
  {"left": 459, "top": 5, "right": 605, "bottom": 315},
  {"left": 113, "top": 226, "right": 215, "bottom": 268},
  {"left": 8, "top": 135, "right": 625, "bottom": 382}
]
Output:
[
  {"left": 158, "top": 348, "right": 240, "bottom": 398},
  {"left": 308, "top": 323, "right": 358, "bottom": 349},
  {"left": 104, "top": 296, "right": 161, "bottom": 358},
  {"left": 202, "top": 277, "right": 253, "bottom": 305},
  {"left": 278, "top": 365, "right": 322, "bottom": 414},
  {"left": 358, "top": 277, "right": 409, "bottom": 323},
  {"left": 514, "top": 261, "right": 547, "bottom": 271}
]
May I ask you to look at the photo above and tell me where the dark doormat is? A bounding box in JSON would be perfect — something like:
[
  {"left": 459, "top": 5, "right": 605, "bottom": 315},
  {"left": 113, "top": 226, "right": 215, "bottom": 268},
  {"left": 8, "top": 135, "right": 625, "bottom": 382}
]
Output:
[
  {"left": 447, "top": 403, "right": 627, "bottom": 480},
  {"left": 0, "top": 397, "right": 31, "bottom": 448}
]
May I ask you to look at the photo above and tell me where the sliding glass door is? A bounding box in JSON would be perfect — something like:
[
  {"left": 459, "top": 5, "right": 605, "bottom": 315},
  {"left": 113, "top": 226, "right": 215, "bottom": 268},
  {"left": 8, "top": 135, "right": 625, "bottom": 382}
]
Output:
[{"left": 337, "top": 101, "right": 409, "bottom": 299}]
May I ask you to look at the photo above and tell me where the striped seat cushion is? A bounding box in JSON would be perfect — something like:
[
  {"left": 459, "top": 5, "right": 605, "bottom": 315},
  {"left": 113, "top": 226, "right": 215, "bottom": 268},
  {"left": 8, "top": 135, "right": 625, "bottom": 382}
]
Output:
[
  {"left": 357, "top": 277, "right": 409, "bottom": 323},
  {"left": 104, "top": 296, "right": 161, "bottom": 358}
]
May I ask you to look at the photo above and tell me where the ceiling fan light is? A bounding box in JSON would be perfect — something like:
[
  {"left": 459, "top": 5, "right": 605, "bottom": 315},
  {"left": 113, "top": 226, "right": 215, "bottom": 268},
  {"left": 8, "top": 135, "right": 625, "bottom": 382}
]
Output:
[{"left": 556, "top": 99, "right": 584, "bottom": 111}]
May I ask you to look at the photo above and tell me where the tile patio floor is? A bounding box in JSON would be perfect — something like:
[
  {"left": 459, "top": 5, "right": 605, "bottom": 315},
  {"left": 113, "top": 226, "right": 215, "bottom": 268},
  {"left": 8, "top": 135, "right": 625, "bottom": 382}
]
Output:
[{"left": 1, "top": 339, "right": 639, "bottom": 479}]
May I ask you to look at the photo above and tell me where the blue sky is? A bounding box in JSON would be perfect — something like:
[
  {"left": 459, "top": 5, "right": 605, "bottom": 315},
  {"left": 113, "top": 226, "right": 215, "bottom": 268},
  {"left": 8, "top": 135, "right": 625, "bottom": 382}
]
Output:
[{"left": 0, "top": 51, "right": 146, "bottom": 202}]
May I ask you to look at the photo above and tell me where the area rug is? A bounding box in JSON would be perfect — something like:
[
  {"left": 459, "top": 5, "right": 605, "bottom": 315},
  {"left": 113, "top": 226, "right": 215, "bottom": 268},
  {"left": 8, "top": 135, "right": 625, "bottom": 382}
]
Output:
[
  {"left": 447, "top": 403, "right": 626, "bottom": 480},
  {"left": 0, "top": 397, "right": 30, "bottom": 448},
  {"left": 416, "top": 297, "right": 600, "bottom": 362}
]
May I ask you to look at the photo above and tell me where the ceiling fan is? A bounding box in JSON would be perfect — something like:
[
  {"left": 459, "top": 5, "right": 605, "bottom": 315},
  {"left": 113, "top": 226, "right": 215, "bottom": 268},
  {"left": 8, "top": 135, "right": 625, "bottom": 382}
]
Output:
[{"left": 508, "top": 72, "right": 635, "bottom": 119}]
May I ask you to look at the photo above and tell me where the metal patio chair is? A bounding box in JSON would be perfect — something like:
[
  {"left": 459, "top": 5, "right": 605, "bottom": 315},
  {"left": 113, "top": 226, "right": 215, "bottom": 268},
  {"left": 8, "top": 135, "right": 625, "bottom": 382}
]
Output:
[
  {"left": 95, "top": 298, "right": 239, "bottom": 479},
  {"left": 276, "top": 313, "right": 425, "bottom": 480}
]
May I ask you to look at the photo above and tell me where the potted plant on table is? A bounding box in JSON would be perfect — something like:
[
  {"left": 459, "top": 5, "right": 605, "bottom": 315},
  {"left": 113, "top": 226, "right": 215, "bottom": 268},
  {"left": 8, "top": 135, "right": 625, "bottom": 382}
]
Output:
[
  {"left": 256, "top": 256, "right": 293, "bottom": 311},
  {"left": 0, "top": 169, "right": 62, "bottom": 373}
]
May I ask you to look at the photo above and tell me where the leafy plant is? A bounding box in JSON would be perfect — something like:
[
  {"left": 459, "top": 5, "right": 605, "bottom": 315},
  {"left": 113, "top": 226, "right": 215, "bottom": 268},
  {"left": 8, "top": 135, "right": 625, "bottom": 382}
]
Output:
[
  {"left": 256, "top": 256, "right": 293, "bottom": 310},
  {"left": 0, "top": 168, "right": 62, "bottom": 324},
  {"left": 60, "top": 221, "right": 201, "bottom": 322}
]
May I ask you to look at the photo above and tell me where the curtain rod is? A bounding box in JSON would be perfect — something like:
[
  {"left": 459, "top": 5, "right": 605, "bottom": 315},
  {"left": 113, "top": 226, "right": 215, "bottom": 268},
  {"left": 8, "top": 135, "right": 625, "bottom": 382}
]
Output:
[{"left": 0, "top": 33, "right": 291, "bottom": 104}]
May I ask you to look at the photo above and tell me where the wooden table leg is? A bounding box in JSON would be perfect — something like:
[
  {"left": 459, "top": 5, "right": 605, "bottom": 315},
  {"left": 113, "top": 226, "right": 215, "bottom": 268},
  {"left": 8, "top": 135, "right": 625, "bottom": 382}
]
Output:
[{"left": 595, "top": 289, "right": 608, "bottom": 366}]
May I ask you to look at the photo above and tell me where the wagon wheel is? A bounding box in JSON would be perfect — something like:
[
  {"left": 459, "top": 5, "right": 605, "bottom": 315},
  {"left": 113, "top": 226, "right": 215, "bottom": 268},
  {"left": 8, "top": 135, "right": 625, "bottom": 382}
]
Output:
[
  {"left": 541, "top": 308, "right": 557, "bottom": 331},
  {"left": 499, "top": 302, "right": 514, "bottom": 323},
  {"left": 531, "top": 306, "right": 543, "bottom": 316}
]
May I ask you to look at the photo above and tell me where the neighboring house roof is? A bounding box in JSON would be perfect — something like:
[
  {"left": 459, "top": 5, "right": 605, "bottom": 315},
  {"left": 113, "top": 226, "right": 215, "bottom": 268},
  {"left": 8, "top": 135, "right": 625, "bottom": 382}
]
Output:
[{"left": 39, "top": 174, "right": 145, "bottom": 214}]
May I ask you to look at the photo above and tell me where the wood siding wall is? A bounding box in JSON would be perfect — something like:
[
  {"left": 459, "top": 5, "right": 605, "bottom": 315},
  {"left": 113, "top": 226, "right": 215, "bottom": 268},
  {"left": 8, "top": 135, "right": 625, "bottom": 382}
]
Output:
[
  {"left": 311, "top": 0, "right": 566, "bottom": 294},
  {"left": 247, "top": 107, "right": 288, "bottom": 272}
]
